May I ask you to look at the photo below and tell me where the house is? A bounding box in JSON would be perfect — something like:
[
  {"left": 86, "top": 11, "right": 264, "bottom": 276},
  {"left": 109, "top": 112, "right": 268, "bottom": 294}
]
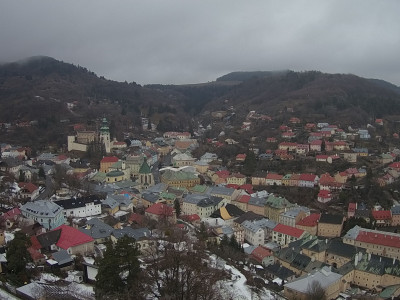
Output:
[
  {"left": 372, "top": 210, "right": 392, "bottom": 226},
  {"left": 279, "top": 206, "right": 310, "bottom": 228},
  {"left": 79, "top": 218, "right": 114, "bottom": 243},
  {"left": 282, "top": 131, "right": 295, "bottom": 139},
  {"left": 317, "top": 190, "right": 332, "bottom": 203},
  {"left": 250, "top": 246, "right": 274, "bottom": 266},
  {"left": 17, "top": 182, "right": 39, "bottom": 200},
  {"left": 343, "top": 152, "right": 358, "bottom": 163},
  {"left": 278, "top": 142, "right": 297, "bottom": 152},
  {"left": 265, "top": 195, "right": 294, "bottom": 222},
  {"left": 100, "top": 156, "right": 119, "bottom": 173},
  {"left": 0, "top": 207, "right": 22, "bottom": 229},
  {"left": 172, "top": 152, "right": 196, "bottom": 167},
  {"left": 20, "top": 200, "right": 65, "bottom": 230},
  {"left": 265, "top": 173, "right": 283, "bottom": 186},
  {"left": 317, "top": 214, "right": 344, "bottom": 238},
  {"left": 343, "top": 226, "right": 400, "bottom": 260},
  {"left": 283, "top": 266, "right": 343, "bottom": 300},
  {"left": 226, "top": 173, "right": 246, "bottom": 186},
  {"left": 32, "top": 224, "right": 94, "bottom": 256},
  {"left": 309, "top": 139, "right": 322, "bottom": 152},
  {"left": 348, "top": 203, "right": 357, "bottom": 218},
  {"left": 358, "top": 129, "right": 371, "bottom": 139},
  {"left": 391, "top": 205, "right": 400, "bottom": 226},
  {"left": 101, "top": 196, "right": 120, "bottom": 215},
  {"left": 241, "top": 220, "right": 265, "bottom": 246},
  {"left": 54, "top": 195, "right": 102, "bottom": 218},
  {"left": 296, "top": 213, "right": 320, "bottom": 236},
  {"left": 236, "top": 154, "right": 246, "bottom": 162},
  {"left": 145, "top": 202, "right": 176, "bottom": 223},
  {"left": 296, "top": 144, "right": 309, "bottom": 155},
  {"left": 272, "top": 224, "right": 306, "bottom": 247},
  {"left": 247, "top": 197, "right": 267, "bottom": 216},
  {"left": 160, "top": 169, "right": 200, "bottom": 188},
  {"left": 298, "top": 174, "right": 318, "bottom": 188}
]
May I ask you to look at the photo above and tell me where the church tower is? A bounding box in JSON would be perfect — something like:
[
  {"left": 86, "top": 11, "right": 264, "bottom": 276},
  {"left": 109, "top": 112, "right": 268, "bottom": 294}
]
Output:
[
  {"left": 99, "top": 117, "right": 111, "bottom": 153},
  {"left": 138, "top": 157, "right": 154, "bottom": 189}
]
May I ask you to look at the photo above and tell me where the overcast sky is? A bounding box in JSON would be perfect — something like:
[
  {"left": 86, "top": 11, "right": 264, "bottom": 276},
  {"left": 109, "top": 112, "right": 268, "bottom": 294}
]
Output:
[{"left": 1, "top": 1, "right": 399, "bottom": 85}]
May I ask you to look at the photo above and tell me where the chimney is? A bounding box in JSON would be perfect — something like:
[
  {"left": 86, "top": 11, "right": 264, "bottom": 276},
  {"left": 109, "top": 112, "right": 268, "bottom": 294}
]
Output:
[
  {"left": 393, "top": 258, "right": 396, "bottom": 265},
  {"left": 380, "top": 257, "right": 382, "bottom": 262},
  {"left": 354, "top": 253, "right": 359, "bottom": 266},
  {"left": 325, "top": 238, "right": 328, "bottom": 244}
]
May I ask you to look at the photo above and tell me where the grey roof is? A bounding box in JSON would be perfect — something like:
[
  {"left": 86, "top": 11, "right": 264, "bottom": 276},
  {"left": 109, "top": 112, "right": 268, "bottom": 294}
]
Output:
[
  {"left": 37, "top": 229, "right": 62, "bottom": 248},
  {"left": 207, "top": 186, "right": 236, "bottom": 197},
  {"left": 141, "top": 192, "right": 159, "bottom": 203},
  {"left": 184, "top": 193, "right": 210, "bottom": 204},
  {"left": 281, "top": 206, "right": 310, "bottom": 218},
  {"left": 197, "top": 196, "right": 223, "bottom": 208},
  {"left": 265, "top": 263, "right": 295, "bottom": 280},
  {"left": 52, "top": 249, "right": 73, "bottom": 265},
  {"left": 319, "top": 213, "right": 343, "bottom": 224},
  {"left": 112, "top": 227, "right": 151, "bottom": 240},
  {"left": 21, "top": 200, "right": 63, "bottom": 218},
  {"left": 326, "top": 238, "right": 359, "bottom": 258},
  {"left": 102, "top": 196, "right": 119, "bottom": 210},
  {"left": 244, "top": 245, "right": 257, "bottom": 255},
  {"left": 284, "top": 266, "right": 342, "bottom": 293},
  {"left": 80, "top": 218, "right": 114, "bottom": 239},
  {"left": 234, "top": 211, "right": 265, "bottom": 225},
  {"left": 108, "top": 194, "right": 131, "bottom": 206},
  {"left": 248, "top": 197, "right": 267, "bottom": 207},
  {"left": 146, "top": 183, "right": 168, "bottom": 194},
  {"left": 241, "top": 219, "right": 275, "bottom": 233},
  {"left": 343, "top": 225, "right": 362, "bottom": 240},
  {"left": 392, "top": 205, "right": 400, "bottom": 215}
]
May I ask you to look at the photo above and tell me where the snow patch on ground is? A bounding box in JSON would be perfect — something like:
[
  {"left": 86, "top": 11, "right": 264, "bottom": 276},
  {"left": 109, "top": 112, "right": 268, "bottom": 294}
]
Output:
[{"left": 5, "top": 232, "right": 15, "bottom": 243}]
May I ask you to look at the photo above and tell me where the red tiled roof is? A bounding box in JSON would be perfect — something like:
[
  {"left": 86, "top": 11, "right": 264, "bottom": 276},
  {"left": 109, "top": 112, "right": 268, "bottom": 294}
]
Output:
[
  {"left": 372, "top": 210, "right": 392, "bottom": 220},
  {"left": 266, "top": 173, "right": 283, "bottom": 180},
  {"left": 318, "top": 190, "right": 331, "bottom": 198},
  {"left": 100, "top": 156, "right": 119, "bottom": 163},
  {"left": 56, "top": 155, "right": 68, "bottom": 161},
  {"left": 1, "top": 207, "right": 21, "bottom": 220},
  {"left": 226, "top": 184, "right": 239, "bottom": 189},
  {"left": 30, "top": 235, "right": 42, "bottom": 251},
  {"left": 238, "top": 195, "right": 251, "bottom": 203},
  {"left": 18, "top": 182, "right": 39, "bottom": 194},
  {"left": 296, "top": 213, "right": 320, "bottom": 227},
  {"left": 356, "top": 230, "right": 400, "bottom": 248},
  {"left": 273, "top": 223, "right": 304, "bottom": 238},
  {"left": 251, "top": 246, "right": 272, "bottom": 263},
  {"left": 53, "top": 225, "right": 94, "bottom": 250},
  {"left": 181, "top": 214, "right": 200, "bottom": 222},
  {"left": 145, "top": 203, "right": 174, "bottom": 216},
  {"left": 236, "top": 154, "right": 246, "bottom": 160},
  {"left": 28, "top": 246, "right": 44, "bottom": 260},
  {"left": 129, "top": 213, "right": 144, "bottom": 224},
  {"left": 279, "top": 142, "right": 297, "bottom": 147},
  {"left": 389, "top": 162, "right": 400, "bottom": 169},
  {"left": 310, "top": 139, "right": 323, "bottom": 145},
  {"left": 299, "top": 174, "right": 317, "bottom": 182}
]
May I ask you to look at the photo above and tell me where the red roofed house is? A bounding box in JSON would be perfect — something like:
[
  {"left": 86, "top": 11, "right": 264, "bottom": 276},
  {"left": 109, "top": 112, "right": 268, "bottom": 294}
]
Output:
[
  {"left": 236, "top": 154, "right": 246, "bottom": 162},
  {"left": 389, "top": 162, "right": 400, "bottom": 172},
  {"left": 235, "top": 194, "right": 251, "bottom": 211},
  {"left": 272, "top": 224, "right": 306, "bottom": 246},
  {"left": 282, "top": 131, "right": 295, "bottom": 139},
  {"left": 100, "top": 156, "right": 119, "bottom": 173},
  {"left": 32, "top": 225, "right": 94, "bottom": 256},
  {"left": 296, "top": 144, "right": 309, "bottom": 155},
  {"left": 317, "top": 190, "right": 332, "bottom": 203},
  {"left": 181, "top": 214, "right": 201, "bottom": 226},
  {"left": 348, "top": 228, "right": 400, "bottom": 260},
  {"left": 266, "top": 173, "right": 283, "bottom": 186},
  {"left": 226, "top": 173, "right": 246, "bottom": 186},
  {"left": 0, "top": 207, "right": 22, "bottom": 229},
  {"left": 296, "top": 213, "right": 320, "bottom": 236},
  {"left": 309, "top": 139, "right": 323, "bottom": 152},
  {"left": 251, "top": 174, "right": 267, "bottom": 186},
  {"left": 145, "top": 203, "right": 176, "bottom": 224},
  {"left": 298, "top": 174, "right": 319, "bottom": 188},
  {"left": 376, "top": 119, "right": 384, "bottom": 126},
  {"left": 348, "top": 203, "right": 357, "bottom": 218},
  {"left": 212, "top": 170, "right": 230, "bottom": 185},
  {"left": 250, "top": 246, "right": 274, "bottom": 266},
  {"left": 372, "top": 210, "right": 392, "bottom": 227},
  {"left": 239, "top": 184, "right": 254, "bottom": 194},
  {"left": 18, "top": 182, "right": 39, "bottom": 200}
]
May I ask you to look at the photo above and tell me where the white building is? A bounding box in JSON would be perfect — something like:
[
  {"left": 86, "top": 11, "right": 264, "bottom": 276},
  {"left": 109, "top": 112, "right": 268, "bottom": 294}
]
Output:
[{"left": 54, "top": 196, "right": 102, "bottom": 218}]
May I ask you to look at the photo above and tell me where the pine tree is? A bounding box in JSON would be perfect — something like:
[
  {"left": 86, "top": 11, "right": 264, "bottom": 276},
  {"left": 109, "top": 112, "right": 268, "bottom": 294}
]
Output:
[
  {"left": 174, "top": 199, "right": 181, "bottom": 218},
  {"left": 242, "top": 150, "right": 257, "bottom": 176},
  {"left": 95, "top": 237, "right": 141, "bottom": 299},
  {"left": 6, "top": 231, "right": 32, "bottom": 286}
]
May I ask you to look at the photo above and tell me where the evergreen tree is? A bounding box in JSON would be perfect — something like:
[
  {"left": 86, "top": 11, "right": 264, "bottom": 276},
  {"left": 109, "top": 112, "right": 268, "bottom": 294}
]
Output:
[
  {"left": 174, "top": 199, "right": 181, "bottom": 218},
  {"left": 95, "top": 237, "right": 141, "bottom": 299},
  {"left": 242, "top": 150, "right": 257, "bottom": 176},
  {"left": 6, "top": 231, "right": 32, "bottom": 286},
  {"left": 38, "top": 167, "right": 46, "bottom": 179}
]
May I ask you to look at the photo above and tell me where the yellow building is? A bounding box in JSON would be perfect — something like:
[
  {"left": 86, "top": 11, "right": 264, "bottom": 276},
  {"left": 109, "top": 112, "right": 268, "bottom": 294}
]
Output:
[
  {"left": 160, "top": 170, "right": 200, "bottom": 189},
  {"left": 317, "top": 214, "right": 343, "bottom": 238}
]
